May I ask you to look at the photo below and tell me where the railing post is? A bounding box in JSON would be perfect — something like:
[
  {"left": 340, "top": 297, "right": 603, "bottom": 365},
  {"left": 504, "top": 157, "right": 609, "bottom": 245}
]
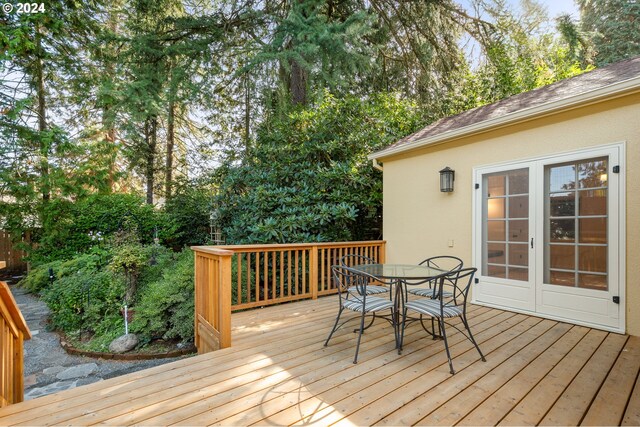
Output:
[
  {"left": 310, "top": 245, "right": 318, "bottom": 300},
  {"left": 218, "top": 253, "right": 232, "bottom": 348},
  {"left": 380, "top": 241, "right": 386, "bottom": 263},
  {"left": 192, "top": 247, "right": 233, "bottom": 354},
  {"left": 0, "top": 272, "right": 30, "bottom": 407}
]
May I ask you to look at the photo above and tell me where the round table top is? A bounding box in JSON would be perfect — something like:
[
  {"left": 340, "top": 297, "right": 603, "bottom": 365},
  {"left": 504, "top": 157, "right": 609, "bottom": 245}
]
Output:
[{"left": 350, "top": 263, "right": 446, "bottom": 280}]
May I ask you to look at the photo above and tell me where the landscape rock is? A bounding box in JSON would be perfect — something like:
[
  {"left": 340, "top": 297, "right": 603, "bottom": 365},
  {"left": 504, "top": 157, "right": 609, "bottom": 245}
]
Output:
[
  {"left": 109, "top": 333, "right": 139, "bottom": 353},
  {"left": 56, "top": 363, "right": 97, "bottom": 380},
  {"left": 43, "top": 366, "right": 65, "bottom": 376}
]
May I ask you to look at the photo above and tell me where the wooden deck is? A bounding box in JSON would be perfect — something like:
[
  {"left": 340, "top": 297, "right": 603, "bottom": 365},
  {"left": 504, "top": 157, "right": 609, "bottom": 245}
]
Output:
[{"left": 1, "top": 297, "right": 640, "bottom": 426}]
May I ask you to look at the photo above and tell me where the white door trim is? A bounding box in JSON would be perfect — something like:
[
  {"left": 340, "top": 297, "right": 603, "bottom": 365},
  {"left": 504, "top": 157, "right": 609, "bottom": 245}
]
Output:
[{"left": 471, "top": 142, "right": 626, "bottom": 333}]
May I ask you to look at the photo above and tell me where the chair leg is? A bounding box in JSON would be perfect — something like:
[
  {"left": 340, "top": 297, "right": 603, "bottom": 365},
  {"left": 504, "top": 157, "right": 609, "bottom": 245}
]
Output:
[
  {"left": 439, "top": 317, "right": 455, "bottom": 374},
  {"left": 418, "top": 315, "right": 436, "bottom": 339},
  {"left": 354, "top": 313, "right": 376, "bottom": 333},
  {"left": 324, "top": 306, "right": 344, "bottom": 347},
  {"left": 462, "top": 314, "right": 486, "bottom": 362},
  {"left": 398, "top": 307, "right": 407, "bottom": 354},
  {"left": 353, "top": 309, "right": 367, "bottom": 364}
]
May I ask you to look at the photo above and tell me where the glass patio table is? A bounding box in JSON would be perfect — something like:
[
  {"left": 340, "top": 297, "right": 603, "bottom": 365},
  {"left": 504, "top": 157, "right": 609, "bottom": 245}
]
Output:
[{"left": 350, "top": 263, "right": 448, "bottom": 349}]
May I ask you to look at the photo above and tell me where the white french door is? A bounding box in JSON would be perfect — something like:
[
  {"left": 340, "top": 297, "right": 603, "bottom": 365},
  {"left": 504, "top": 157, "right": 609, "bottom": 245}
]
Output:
[{"left": 473, "top": 144, "right": 624, "bottom": 332}]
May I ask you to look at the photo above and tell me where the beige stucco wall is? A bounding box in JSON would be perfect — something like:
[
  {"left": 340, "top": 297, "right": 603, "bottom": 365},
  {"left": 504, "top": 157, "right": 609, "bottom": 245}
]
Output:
[{"left": 379, "top": 92, "right": 640, "bottom": 335}]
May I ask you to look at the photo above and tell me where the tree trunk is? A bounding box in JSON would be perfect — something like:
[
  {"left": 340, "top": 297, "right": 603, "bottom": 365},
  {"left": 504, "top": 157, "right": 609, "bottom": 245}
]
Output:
[
  {"left": 102, "top": 10, "right": 118, "bottom": 192},
  {"left": 145, "top": 117, "right": 157, "bottom": 204},
  {"left": 35, "top": 23, "right": 49, "bottom": 203},
  {"left": 244, "top": 72, "right": 251, "bottom": 154},
  {"left": 102, "top": 124, "right": 117, "bottom": 193},
  {"left": 165, "top": 102, "right": 175, "bottom": 199},
  {"left": 289, "top": 58, "right": 308, "bottom": 106}
]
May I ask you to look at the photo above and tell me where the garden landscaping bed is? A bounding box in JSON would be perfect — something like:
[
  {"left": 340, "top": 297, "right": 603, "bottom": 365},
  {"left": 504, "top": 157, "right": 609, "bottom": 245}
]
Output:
[{"left": 60, "top": 334, "right": 196, "bottom": 361}]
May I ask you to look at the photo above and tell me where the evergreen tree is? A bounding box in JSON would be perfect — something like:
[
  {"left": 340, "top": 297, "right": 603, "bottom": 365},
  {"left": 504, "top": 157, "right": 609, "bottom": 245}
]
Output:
[{"left": 577, "top": 0, "right": 640, "bottom": 66}]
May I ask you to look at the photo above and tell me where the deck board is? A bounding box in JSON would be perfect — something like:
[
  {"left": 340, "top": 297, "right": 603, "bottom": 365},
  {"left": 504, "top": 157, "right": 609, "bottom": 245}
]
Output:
[
  {"left": 538, "top": 333, "right": 628, "bottom": 426},
  {"left": 0, "top": 296, "right": 638, "bottom": 426},
  {"left": 457, "top": 326, "right": 591, "bottom": 426}
]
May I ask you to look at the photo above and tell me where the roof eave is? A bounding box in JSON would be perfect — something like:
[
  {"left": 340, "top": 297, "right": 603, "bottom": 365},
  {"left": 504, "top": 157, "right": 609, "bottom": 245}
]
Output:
[{"left": 369, "top": 75, "right": 640, "bottom": 161}]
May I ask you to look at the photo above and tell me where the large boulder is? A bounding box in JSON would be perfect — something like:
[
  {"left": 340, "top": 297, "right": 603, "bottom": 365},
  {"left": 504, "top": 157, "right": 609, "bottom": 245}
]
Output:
[{"left": 109, "top": 333, "right": 139, "bottom": 353}]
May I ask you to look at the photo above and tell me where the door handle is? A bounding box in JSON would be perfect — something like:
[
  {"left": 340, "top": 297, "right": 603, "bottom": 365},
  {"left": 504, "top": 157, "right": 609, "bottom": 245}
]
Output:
[{"left": 530, "top": 238, "right": 534, "bottom": 249}]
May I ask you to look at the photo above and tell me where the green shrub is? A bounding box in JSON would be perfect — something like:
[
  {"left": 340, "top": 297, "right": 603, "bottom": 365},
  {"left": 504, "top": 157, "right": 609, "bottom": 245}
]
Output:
[
  {"left": 43, "top": 268, "right": 125, "bottom": 334},
  {"left": 164, "top": 186, "right": 213, "bottom": 247},
  {"left": 20, "top": 248, "right": 110, "bottom": 294},
  {"left": 215, "top": 93, "right": 422, "bottom": 244},
  {"left": 130, "top": 250, "right": 194, "bottom": 343},
  {"left": 31, "top": 193, "right": 172, "bottom": 264},
  {"left": 33, "top": 241, "right": 191, "bottom": 351},
  {"left": 19, "top": 260, "right": 63, "bottom": 294}
]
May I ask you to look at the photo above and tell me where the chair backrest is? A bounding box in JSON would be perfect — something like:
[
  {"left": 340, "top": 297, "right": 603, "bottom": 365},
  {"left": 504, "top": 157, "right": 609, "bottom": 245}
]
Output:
[
  {"left": 437, "top": 267, "right": 477, "bottom": 310},
  {"left": 340, "top": 254, "right": 375, "bottom": 268},
  {"left": 419, "top": 255, "right": 463, "bottom": 272}
]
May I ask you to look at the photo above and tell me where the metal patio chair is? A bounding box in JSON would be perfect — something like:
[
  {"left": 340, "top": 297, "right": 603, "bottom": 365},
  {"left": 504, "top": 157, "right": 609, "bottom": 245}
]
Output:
[
  {"left": 339, "top": 254, "right": 389, "bottom": 296},
  {"left": 406, "top": 255, "right": 463, "bottom": 299},
  {"left": 400, "top": 267, "right": 485, "bottom": 374},
  {"left": 324, "top": 265, "right": 397, "bottom": 364}
]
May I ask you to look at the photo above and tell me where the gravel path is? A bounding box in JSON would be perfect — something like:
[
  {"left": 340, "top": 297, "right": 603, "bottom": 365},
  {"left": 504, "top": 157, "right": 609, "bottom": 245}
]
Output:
[{"left": 4, "top": 275, "right": 190, "bottom": 400}]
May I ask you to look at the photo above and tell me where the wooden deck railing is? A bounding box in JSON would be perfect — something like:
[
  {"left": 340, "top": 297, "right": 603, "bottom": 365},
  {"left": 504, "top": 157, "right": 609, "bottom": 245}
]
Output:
[
  {"left": 0, "top": 261, "right": 31, "bottom": 408},
  {"left": 192, "top": 241, "right": 386, "bottom": 353}
]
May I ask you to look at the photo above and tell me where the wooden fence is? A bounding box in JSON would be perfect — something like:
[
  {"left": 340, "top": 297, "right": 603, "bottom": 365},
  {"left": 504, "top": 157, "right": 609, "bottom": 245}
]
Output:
[
  {"left": 0, "top": 261, "right": 31, "bottom": 407},
  {"left": 0, "top": 231, "right": 28, "bottom": 273},
  {"left": 192, "top": 241, "right": 386, "bottom": 353}
]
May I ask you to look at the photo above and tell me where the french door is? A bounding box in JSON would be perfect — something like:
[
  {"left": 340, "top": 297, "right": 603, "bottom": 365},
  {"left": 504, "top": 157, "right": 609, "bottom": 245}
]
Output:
[{"left": 473, "top": 144, "right": 624, "bottom": 332}]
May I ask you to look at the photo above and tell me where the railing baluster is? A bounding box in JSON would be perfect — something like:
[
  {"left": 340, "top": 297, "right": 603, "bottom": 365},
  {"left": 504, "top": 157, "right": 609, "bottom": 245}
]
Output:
[{"left": 192, "top": 241, "right": 385, "bottom": 353}]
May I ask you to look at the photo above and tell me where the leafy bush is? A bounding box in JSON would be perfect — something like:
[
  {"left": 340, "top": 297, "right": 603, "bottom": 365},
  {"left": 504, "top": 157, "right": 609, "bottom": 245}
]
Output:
[
  {"left": 130, "top": 250, "right": 194, "bottom": 343},
  {"left": 31, "top": 193, "right": 171, "bottom": 264},
  {"left": 215, "top": 93, "right": 422, "bottom": 244},
  {"left": 164, "top": 185, "right": 213, "bottom": 247},
  {"left": 20, "top": 248, "right": 110, "bottom": 294},
  {"left": 42, "top": 268, "right": 125, "bottom": 335},
  {"left": 27, "top": 240, "right": 192, "bottom": 351}
]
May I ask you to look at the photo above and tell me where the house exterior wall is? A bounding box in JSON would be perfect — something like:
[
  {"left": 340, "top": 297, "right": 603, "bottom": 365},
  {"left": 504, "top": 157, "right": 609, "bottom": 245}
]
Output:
[{"left": 380, "top": 92, "right": 640, "bottom": 335}]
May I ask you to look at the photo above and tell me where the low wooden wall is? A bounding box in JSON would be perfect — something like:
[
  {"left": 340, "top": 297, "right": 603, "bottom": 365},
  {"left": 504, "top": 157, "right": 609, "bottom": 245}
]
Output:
[
  {"left": 192, "top": 241, "right": 386, "bottom": 353},
  {"left": 0, "top": 262, "right": 31, "bottom": 407}
]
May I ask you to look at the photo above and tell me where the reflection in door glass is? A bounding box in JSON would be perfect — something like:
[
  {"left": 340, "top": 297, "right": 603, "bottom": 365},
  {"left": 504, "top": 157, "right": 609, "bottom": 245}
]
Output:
[
  {"left": 483, "top": 169, "right": 529, "bottom": 282},
  {"left": 545, "top": 157, "right": 608, "bottom": 290}
]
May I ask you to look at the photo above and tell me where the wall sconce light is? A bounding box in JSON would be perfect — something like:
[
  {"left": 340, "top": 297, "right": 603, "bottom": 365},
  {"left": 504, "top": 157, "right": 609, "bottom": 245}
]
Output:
[{"left": 439, "top": 167, "right": 455, "bottom": 192}]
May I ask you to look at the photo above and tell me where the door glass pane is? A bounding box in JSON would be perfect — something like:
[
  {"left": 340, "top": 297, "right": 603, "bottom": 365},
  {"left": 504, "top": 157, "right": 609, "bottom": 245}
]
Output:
[
  {"left": 487, "top": 243, "right": 506, "bottom": 264},
  {"left": 487, "top": 175, "right": 505, "bottom": 197},
  {"left": 508, "top": 268, "right": 528, "bottom": 281},
  {"left": 579, "top": 218, "right": 606, "bottom": 244},
  {"left": 579, "top": 273, "right": 607, "bottom": 290},
  {"left": 509, "top": 170, "right": 528, "bottom": 195},
  {"left": 579, "top": 190, "right": 606, "bottom": 216},
  {"left": 549, "top": 164, "right": 576, "bottom": 191},
  {"left": 550, "top": 271, "right": 575, "bottom": 286},
  {"left": 509, "top": 196, "right": 528, "bottom": 218},
  {"left": 488, "top": 198, "right": 505, "bottom": 219},
  {"left": 549, "top": 219, "right": 575, "bottom": 242},
  {"left": 550, "top": 192, "right": 575, "bottom": 216},
  {"left": 578, "top": 158, "right": 608, "bottom": 188},
  {"left": 509, "top": 220, "right": 528, "bottom": 242},
  {"left": 483, "top": 168, "right": 529, "bottom": 282},
  {"left": 508, "top": 244, "right": 528, "bottom": 266},
  {"left": 545, "top": 157, "right": 608, "bottom": 291},
  {"left": 549, "top": 245, "right": 574, "bottom": 270},
  {"left": 579, "top": 246, "right": 607, "bottom": 273},
  {"left": 487, "top": 220, "right": 506, "bottom": 241},
  {"left": 487, "top": 265, "right": 506, "bottom": 278}
]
